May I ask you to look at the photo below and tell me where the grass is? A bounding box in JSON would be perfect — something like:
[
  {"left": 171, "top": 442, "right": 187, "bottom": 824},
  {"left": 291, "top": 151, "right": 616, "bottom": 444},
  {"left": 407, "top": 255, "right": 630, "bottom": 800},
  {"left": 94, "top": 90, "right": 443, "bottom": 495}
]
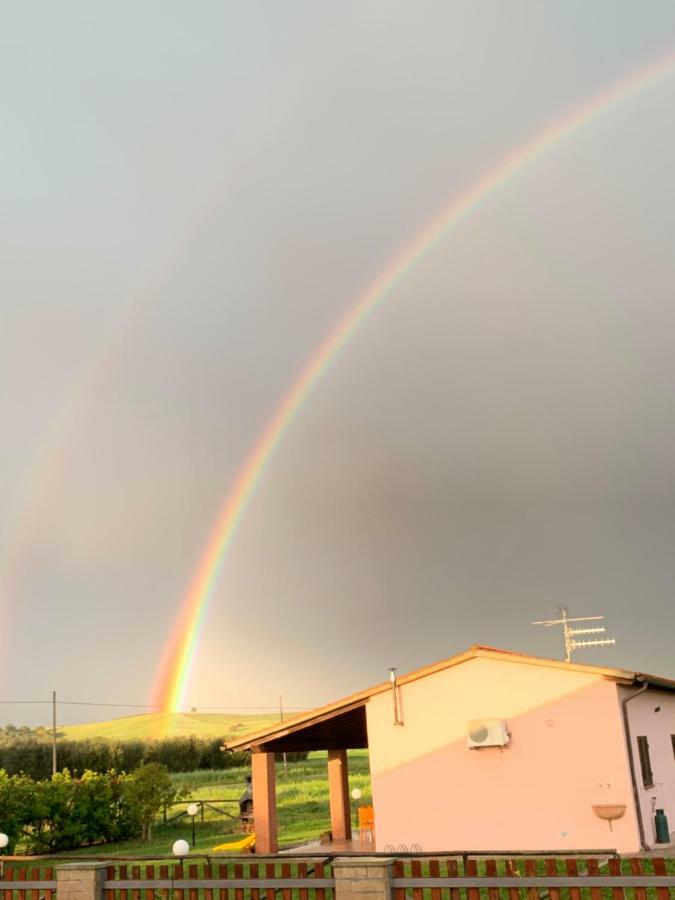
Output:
[
  {"left": 57, "top": 713, "right": 281, "bottom": 742},
  {"left": 38, "top": 751, "right": 372, "bottom": 858}
]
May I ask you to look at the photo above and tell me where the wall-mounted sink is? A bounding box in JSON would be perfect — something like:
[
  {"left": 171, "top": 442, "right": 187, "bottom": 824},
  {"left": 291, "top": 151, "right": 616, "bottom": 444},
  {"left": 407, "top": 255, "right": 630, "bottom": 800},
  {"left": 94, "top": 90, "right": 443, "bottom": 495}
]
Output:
[{"left": 592, "top": 804, "right": 626, "bottom": 830}]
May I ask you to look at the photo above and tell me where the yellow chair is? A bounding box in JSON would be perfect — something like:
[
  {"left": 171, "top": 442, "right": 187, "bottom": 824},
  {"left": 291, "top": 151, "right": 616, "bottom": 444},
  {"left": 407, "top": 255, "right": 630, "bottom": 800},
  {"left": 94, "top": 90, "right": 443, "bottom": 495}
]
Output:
[{"left": 212, "top": 833, "right": 256, "bottom": 853}]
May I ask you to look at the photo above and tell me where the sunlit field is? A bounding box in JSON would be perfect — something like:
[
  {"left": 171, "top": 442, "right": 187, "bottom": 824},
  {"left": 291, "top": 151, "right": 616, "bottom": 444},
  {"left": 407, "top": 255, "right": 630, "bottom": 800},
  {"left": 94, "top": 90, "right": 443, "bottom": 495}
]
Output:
[{"left": 56, "top": 713, "right": 280, "bottom": 742}]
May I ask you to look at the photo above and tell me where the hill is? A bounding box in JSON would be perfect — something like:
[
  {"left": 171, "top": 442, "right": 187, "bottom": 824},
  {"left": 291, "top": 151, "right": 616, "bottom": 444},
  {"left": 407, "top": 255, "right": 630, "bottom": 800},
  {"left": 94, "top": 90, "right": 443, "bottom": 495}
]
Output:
[{"left": 57, "top": 711, "right": 281, "bottom": 742}]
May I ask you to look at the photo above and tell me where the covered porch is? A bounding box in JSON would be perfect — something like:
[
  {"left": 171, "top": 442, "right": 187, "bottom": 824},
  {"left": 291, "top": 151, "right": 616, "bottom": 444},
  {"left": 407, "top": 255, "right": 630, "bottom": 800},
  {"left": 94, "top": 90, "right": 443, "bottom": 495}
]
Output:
[{"left": 227, "top": 700, "right": 373, "bottom": 853}]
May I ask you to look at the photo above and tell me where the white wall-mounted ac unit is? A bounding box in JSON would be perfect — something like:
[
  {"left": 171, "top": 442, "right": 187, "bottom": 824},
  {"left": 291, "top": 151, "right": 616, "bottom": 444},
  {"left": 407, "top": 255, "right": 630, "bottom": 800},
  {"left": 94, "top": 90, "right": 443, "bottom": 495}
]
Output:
[{"left": 467, "top": 719, "right": 510, "bottom": 749}]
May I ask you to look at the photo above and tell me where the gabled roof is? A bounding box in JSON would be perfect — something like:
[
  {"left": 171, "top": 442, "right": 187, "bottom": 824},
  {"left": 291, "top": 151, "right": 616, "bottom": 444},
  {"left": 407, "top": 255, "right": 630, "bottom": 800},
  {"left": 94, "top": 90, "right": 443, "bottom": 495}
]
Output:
[{"left": 224, "top": 644, "right": 675, "bottom": 752}]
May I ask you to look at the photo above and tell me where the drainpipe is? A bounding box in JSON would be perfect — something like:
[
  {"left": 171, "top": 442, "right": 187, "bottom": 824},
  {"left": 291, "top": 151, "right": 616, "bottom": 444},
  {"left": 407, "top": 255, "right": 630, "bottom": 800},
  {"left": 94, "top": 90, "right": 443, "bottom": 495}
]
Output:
[
  {"left": 621, "top": 679, "right": 649, "bottom": 851},
  {"left": 389, "top": 668, "right": 402, "bottom": 726}
]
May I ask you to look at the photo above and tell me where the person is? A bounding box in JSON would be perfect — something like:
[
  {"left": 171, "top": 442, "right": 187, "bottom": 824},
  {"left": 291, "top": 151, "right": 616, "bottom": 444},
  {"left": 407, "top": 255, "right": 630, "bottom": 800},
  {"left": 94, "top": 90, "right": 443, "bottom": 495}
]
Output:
[
  {"left": 239, "top": 776, "right": 253, "bottom": 832},
  {"left": 239, "top": 775, "right": 252, "bottom": 804}
]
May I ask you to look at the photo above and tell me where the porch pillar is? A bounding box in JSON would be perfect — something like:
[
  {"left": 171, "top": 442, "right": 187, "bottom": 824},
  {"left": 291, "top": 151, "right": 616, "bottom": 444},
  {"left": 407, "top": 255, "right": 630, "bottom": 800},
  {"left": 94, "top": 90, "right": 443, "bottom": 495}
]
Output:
[
  {"left": 252, "top": 750, "right": 278, "bottom": 853},
  {"left": 328, "top": 748, "right": 352, "bottom": 841}
]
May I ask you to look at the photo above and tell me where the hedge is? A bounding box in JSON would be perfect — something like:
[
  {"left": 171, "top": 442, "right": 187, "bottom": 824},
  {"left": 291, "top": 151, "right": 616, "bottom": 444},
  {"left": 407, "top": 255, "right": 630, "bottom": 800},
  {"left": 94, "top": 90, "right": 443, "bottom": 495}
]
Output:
[
  {"left": 0, "top": 736, "right": 268, "bottom": 779},
  {"left": 0, "top": 764, "right": 176, "bottom": 852}
]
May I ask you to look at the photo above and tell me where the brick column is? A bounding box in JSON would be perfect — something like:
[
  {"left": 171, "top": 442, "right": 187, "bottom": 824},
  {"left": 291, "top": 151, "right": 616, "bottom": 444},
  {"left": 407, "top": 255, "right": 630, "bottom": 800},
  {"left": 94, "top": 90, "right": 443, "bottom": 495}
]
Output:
[
  {"left": 252, "top": 749, "right": 278, "bottom": 853},
  {"left": 333, "top": 858, "right": 394, "bottom": 900},
  {"left": 328, "top": 749, "right": 352, "bottom": 841},
  {"left": 56, "top": 863, "right": 108, "bottom": 900}
]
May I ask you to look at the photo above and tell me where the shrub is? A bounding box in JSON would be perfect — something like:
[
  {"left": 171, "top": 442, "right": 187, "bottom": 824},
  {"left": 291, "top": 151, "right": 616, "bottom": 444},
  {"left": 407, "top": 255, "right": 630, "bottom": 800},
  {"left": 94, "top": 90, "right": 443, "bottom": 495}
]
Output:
[
  {"left": 0, "top": 764, "right": 178, "bottom": 852},
  {"left": 118, "top": 763, "right": 177, "bottom": 842},
  {"left": 0, "top": 770, "right": 36, "bottom": 852}
]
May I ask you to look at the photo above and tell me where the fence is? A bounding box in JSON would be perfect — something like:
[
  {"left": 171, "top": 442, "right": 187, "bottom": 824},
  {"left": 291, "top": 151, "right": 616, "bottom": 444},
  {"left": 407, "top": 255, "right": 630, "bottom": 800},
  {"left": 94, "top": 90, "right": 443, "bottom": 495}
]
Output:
[
  {"left": 0, "top": 866, "right": 56, "bottom": 899},
  {"left": 390, "top": 856, "right": 674, "bottom": 898},
  {"left": 0, "top": 856, "right": 673, "bottom": 900},
  {"left": 103, "top": 859, "right": 334, "bottom": 900},
  {"left": 162, "top": 800, "right": 240, "bottom": 825}
]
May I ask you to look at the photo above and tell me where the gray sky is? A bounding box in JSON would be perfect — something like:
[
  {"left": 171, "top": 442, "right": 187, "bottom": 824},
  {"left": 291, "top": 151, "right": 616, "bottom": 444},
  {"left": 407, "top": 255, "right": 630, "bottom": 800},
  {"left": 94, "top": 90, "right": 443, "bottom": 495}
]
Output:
[{"left": 2, "top": 1, "right": 675, "bottom": 726}]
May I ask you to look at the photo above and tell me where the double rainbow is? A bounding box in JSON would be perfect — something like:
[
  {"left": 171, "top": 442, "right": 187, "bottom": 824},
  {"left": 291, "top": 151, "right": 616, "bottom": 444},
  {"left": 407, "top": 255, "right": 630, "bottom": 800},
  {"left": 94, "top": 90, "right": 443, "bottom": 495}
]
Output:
[{"left": 153, "top": 49, "right": 675, "bottom": 712}]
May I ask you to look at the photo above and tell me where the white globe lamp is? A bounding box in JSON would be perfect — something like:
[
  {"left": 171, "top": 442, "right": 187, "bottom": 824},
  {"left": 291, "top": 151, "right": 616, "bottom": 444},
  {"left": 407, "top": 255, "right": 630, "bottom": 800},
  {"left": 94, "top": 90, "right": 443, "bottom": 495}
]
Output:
[
  {"left": 186, "top": 803, "right": 200, "bottom": 846},
  {"left": 0, "top": 834, "right": 7, "bottom": 879},
  {"left": 172, "top": 838, "right": 189, "bottom": 857},
  {"left": 351, "top": 788, "right": 362, "bottom": 832}
]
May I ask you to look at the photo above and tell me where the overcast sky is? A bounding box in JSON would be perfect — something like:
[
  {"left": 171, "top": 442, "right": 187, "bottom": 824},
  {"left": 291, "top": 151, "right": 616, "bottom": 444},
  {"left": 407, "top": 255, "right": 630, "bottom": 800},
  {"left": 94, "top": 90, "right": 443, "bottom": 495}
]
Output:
[{"left": 2, "top": 1, "right": 675, "bottom": 726}]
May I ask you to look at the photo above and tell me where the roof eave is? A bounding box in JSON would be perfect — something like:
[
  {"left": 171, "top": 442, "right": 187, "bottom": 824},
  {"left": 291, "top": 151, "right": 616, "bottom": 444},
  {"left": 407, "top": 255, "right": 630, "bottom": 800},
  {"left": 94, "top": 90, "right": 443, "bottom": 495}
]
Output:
[{"left": 222, "top": 646, "right": 675, "bottom": 752}]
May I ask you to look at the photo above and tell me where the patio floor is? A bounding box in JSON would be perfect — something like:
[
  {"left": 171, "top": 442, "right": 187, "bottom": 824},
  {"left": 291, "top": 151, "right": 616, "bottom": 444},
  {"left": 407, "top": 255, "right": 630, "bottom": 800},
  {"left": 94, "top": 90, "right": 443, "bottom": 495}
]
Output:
[{"left": 282, "top": 835, "right": 376, "bottom": 854}]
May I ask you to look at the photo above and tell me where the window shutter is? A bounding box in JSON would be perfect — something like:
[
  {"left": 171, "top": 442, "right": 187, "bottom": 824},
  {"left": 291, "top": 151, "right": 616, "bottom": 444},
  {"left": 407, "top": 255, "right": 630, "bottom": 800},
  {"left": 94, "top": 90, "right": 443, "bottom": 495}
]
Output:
[{"left": 637, "top": 735, "right": 654, "bottom": 788}]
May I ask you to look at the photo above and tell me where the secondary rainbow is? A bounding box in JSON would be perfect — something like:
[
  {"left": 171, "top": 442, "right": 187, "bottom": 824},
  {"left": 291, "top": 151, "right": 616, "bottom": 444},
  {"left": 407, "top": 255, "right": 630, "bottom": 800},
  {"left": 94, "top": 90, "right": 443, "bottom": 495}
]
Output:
[{"left": 153, "top": 49, "right": 675, "bottom": 712}]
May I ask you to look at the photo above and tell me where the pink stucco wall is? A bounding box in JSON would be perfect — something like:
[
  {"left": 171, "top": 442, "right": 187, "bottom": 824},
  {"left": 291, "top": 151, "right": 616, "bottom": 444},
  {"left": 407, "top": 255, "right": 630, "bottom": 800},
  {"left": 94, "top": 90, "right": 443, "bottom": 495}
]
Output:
[
  {"left": 365, "top": 656, "right": 641, "bottom": 853},
  {"left": 620, "top": 685, "right": 675, "bottom": 847}
]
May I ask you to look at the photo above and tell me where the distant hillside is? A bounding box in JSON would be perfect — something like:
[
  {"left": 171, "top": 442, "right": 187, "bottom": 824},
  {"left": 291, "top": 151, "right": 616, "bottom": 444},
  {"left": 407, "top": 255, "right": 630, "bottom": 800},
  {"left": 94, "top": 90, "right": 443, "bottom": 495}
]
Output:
[{"left": 57, "top": 711, "right": 281, "bottom": 742}]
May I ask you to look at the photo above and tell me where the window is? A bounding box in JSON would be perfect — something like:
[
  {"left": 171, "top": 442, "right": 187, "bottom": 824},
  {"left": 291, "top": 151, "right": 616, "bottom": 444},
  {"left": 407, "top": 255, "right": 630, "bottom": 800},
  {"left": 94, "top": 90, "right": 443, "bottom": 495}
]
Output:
[{"left": 637, "top": 736, "right": 654, "bottom": 788}]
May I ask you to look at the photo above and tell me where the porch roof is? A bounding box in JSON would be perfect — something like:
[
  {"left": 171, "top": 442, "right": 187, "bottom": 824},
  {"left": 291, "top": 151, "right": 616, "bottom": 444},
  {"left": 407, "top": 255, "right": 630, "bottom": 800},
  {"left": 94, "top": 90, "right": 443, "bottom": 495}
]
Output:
[
  {"left": 239, "top": 702, "right": 368, "bottom": 752},
  {"left": 224, "top": 644, "right": 675, "bottom": 753}
]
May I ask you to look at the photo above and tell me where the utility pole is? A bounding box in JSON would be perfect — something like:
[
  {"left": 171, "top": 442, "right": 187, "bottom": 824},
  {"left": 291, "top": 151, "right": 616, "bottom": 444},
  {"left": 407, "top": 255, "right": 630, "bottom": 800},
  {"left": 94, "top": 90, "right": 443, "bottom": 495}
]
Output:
[
  {"left": 533, "top": 609, "right": 616, "bottom": 662},
  {"left": 51, "top": 691, "right": 57, "bottom": 776}
]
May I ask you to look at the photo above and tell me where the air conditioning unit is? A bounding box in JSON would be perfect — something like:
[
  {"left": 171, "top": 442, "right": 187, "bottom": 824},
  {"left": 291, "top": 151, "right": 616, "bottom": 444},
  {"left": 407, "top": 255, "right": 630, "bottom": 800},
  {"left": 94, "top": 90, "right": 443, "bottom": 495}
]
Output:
[{"left": 467, "top": 719, "right": 510, "bottom": 749}]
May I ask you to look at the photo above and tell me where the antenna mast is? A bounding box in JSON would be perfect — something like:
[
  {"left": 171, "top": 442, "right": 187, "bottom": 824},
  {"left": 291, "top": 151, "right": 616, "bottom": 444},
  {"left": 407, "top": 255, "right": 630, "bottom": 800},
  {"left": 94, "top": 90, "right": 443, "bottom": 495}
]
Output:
[{"left": 532, "top": 608, "right": 616, "bottom": 662}]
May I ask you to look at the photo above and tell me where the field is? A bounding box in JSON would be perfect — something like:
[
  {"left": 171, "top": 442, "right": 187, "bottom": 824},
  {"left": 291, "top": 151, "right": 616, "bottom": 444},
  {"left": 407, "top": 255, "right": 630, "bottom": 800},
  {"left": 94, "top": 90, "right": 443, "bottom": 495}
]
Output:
[
  {"left": 56, "top": 712, "right": 281, "bottom": 742},
  {"left": 49, "top": 751, "right": 372, "bottom": 856}
]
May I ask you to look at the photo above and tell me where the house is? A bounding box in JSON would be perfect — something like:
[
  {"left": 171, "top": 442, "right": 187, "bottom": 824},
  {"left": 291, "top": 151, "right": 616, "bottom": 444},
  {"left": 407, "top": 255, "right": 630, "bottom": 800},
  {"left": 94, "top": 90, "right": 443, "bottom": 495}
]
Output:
[{"left": 225, "top": 645, "right": 675, "bottom": 854}]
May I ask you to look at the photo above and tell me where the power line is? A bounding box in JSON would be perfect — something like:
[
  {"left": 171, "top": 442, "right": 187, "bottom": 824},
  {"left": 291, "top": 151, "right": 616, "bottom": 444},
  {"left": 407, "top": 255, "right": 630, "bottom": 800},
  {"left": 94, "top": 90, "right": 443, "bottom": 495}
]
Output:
[
  {"left": 57, "top": 701, "right": 160, "bottom": 708},
  {"left": 180, "top": 705, "right": 307, "bottom": 711},
  {"left": 0, "top": 700, "right": 52, "bottom": 705},
  {"left": 0, "top": 699, "right": 307, "bottom": 710}
]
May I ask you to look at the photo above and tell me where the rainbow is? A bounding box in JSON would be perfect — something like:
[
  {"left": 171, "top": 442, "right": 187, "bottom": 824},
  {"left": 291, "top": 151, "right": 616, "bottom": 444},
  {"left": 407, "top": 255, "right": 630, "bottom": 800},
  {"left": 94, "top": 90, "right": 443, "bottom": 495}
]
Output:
[{"left": 153, "top": 49, "right": 675, "bottom": 712}]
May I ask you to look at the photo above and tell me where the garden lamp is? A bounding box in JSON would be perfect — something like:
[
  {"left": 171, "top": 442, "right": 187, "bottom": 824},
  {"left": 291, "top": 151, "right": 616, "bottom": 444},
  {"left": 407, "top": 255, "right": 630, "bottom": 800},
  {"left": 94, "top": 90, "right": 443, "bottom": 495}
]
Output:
[
  {"left": 0, "top": 833, "right": 7, "bottom": 877},
  {"left": 171, "top": 837, "right": 189, "bottom": 899},
  {"left": 187, "top": 804, "right": 199, "bottom": 848},
  {"left": 172, "top": 839, "right": 189, "bottom": 857},
  {"left": 351, "top": 789, "right": 362, "bottom": 830}
]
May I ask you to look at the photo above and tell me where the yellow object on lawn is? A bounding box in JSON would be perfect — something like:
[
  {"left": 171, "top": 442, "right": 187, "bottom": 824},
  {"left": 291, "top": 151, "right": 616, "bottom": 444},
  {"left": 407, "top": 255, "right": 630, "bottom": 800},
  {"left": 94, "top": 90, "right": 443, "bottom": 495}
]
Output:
[{"left": 212, "top": 834, "right": 256, "bottom": 852}]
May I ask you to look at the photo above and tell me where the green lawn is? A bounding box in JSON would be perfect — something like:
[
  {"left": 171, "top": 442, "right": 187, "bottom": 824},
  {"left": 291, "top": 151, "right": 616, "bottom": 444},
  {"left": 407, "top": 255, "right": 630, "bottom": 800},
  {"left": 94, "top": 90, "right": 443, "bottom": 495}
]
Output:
[{"left": 44, "top": 751, "right": 372, "bottom": 857}]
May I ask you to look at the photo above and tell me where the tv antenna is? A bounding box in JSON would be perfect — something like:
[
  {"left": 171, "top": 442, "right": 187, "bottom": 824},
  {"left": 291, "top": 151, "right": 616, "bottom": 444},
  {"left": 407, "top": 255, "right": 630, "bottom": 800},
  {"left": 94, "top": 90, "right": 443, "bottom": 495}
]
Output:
[{"left": 532, "top": 607, "right": 616, "bottom": 662}]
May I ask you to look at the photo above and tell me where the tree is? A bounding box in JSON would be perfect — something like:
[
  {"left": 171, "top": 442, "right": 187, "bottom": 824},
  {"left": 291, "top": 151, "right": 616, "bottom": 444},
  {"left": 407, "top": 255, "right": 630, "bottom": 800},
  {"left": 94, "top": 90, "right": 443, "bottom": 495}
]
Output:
[
  {"left": 121, "top": 763, "right": 176, "bottom": 842},
  {"left": 0, "top": 769, "right": 35, "bottom": 852}
]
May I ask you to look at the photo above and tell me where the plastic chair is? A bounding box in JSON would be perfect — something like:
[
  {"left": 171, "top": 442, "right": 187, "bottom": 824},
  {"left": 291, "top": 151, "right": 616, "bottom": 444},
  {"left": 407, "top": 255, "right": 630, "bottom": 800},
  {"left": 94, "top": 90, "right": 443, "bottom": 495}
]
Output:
[{"left": 357, "top": 805, "right": 375, "bottom": 841}]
